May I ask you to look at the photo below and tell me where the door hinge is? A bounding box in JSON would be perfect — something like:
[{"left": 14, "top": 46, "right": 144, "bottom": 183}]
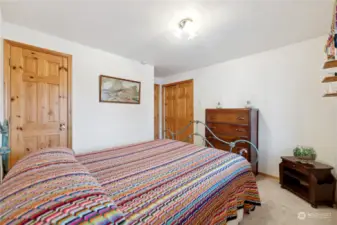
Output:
[{"left": 8, "top": 58, "right": 11, "bottom": 66}]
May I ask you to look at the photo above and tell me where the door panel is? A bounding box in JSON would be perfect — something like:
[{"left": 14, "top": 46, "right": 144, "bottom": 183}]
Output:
[
  {"left": 49, "top": 84, "right": 60, "bottom": 122},
  {"left": 24, "top": 82, "right": 38, "bottom": 123},
  {"left": 59, "top": 57, "right": 69, "bottom": 147},
  {"left": 9, "top": 45, "right": 69, "bottom": 166},
  {"left": 163, "top": 80, "right": 193, "bottom": 143},
  {"left": 164, "top": 85, "right": 176, "bottom": 139},
  {"left": 46, "top": 134, "right": 60, "bottom": 148},
  {"left": 10, "top": 46, "right": 25, "bottom": 164},
  {"left": 175, "top": 81, "right": 193, "bottom": 142},
  {"left": 23, "top": 136, "right": 38, "bottom": 155}
]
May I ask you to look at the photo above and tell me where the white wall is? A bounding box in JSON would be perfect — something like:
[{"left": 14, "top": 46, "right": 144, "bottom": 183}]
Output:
[
  {"left": 161, "top": 36, "right": 337, "bottom": 177},
  {"left": 1, "top": 22, "right": 155, "bottom": 153},
  {"left": 154, "top": 77, "right": 164, "bottom": 85}
]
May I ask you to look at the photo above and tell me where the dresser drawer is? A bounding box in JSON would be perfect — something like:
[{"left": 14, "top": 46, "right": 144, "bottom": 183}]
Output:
[
  {"left": 283, "top": 160, "right": 309, "bottom": 175},
  {"left": 206, "top": 138, "right": 228, "bottom": 151},
  {"left": 207, "top": 134, "right": 249, "bottom": 143},
  {"left": 206, "top": 123, "right": 249, "bottom": 136},
  {"left": 206, "top": 110, "right": 249, "bottom": 124}
]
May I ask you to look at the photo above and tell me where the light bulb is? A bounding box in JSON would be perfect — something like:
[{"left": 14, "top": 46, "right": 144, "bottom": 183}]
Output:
[{"left": 175, "top": 18, "right": 198, "bottom": 40}]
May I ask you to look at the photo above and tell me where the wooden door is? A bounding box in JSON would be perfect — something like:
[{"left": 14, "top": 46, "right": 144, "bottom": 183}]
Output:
[
  {"left": 164, "top": 85, "right": 177, "bottom": 139},
  {"left": 154, "top": 84, "right": 160, "bottom": 139},
  {"left": 163, "top": 80, "right": 193, "bottom": 143},
  {"left": 5, "top": 41, "right": 72, "bottom": 167},
  {"left": 175, "top": 81, "right": 193, "bottom": 142}
]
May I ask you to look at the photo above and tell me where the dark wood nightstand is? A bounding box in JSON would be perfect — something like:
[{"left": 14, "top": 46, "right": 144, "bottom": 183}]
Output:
[{"left": 279, "top": 156, "right": 336, "bottom": 208}]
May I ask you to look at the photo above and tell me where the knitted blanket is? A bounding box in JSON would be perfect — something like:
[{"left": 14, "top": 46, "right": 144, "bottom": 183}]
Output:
[{"left": 77, "top": 139, "right": 261, "bottom": 225}]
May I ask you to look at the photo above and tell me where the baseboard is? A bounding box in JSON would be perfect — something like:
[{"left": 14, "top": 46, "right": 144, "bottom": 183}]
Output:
[{"left": 258, "top": 172, "right": 279, "bottom": 181}]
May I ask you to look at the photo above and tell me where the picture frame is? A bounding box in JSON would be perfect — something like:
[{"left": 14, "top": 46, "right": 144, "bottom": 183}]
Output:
[{"left": 99, "top": 75, "right": 141, "bottom": 104}]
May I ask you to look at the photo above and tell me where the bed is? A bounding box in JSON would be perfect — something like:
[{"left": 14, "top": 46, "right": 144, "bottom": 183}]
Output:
[{"left": 0, "top": 121, "right": 260, "bottom": 225}]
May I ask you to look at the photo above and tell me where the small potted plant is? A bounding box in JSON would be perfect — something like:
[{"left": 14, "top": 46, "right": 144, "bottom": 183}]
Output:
[{"left": 293, "top": 145, "right": 316, "bottom": 164}]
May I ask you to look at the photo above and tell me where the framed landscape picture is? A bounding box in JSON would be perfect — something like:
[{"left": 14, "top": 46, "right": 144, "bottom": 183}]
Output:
[{"left": 99, "top": 75, "right": 141, "bottom": 104}]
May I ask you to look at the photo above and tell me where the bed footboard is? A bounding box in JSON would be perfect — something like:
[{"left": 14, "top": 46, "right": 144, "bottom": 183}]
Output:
[{"left": 163, "top": 120, "right": 259, "bottom": 164}]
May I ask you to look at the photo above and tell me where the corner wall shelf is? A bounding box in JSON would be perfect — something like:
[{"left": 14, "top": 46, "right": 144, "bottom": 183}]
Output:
[
  {"left": 323, "top": 93, "right": 337, "bottom": 97},
  {"left": 323, "top": 60, "right": 337, "bottom": 70},
  {"left": 322, "top": 76, "right": 337, "bottom": 83}
]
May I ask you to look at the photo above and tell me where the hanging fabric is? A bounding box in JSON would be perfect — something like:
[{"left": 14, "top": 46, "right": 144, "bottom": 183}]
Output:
[{"left": 325, "top": 0, "right": 337, "bottom": 60}]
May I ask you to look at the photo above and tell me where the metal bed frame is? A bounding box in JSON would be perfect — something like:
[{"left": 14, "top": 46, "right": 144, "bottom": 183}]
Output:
[{"left": 163, "top": 120, "right": 259, "bottom": 164}]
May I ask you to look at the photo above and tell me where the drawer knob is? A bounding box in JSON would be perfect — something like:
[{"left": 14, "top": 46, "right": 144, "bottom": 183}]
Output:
[
  {"left": 235, "top": 128, "right": 245, "bottom": 132},
  {"left": 211, "top": 127, "right": 216, "bottom": 129},
  {"left": 237, "top": 116, "right": 245, "bottom": 120}
]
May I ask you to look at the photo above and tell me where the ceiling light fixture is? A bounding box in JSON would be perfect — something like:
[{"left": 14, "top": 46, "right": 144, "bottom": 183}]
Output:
[{"left": 175, "top": 18, "right": 198, "bottom": 40}]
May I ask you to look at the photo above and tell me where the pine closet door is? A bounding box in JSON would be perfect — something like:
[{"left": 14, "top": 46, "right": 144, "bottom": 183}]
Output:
[
  {"left": 5, "top": 41, "right": 72, "bottom": 167},
  {"left": 163, "top": 80, "right": 193, "bottom": 143}
]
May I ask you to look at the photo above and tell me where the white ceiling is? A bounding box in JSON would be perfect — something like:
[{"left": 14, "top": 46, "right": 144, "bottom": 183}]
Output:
[{"left": 0, "top": 0, "right": 333, "bottom": 77}]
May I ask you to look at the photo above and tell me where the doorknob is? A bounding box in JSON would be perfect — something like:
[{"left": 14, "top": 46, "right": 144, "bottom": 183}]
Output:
[{"left": 59, "top": 123, "right": 66, "bottom": 131}]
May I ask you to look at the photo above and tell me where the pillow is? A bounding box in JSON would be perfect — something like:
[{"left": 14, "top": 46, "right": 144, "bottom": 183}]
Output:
[
  {"left": 3, "top": 147, "right": 76, "bottom": 182},
  {"left": 0, "top": 148, "right": 125, "bottom": 225}
]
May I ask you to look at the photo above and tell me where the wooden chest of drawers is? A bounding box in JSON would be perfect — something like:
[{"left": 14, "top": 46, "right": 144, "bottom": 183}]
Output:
[{"left": 205, "top": 108, "right": 259, "bottom": 174}]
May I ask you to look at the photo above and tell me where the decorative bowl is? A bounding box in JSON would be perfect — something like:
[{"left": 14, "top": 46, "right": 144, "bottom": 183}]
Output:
[{"left": 293, "top": 145, "right": 316, "bottom": 162}]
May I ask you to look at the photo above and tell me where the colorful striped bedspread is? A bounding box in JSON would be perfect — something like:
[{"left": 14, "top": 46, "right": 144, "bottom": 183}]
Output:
[
  {"left": 0, "top": 148, "right": 125, "bottom": 225},
  {"left": 0, "top": 139, "right": 260, "bottom": 225},
  {"left": 76, "top": 139, "right": 261, "bottom": 225}
]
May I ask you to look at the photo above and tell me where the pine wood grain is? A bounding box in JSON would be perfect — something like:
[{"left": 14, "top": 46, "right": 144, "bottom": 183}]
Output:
[
  {"left": 163, "top": 80, "right": 193, "bottom": 143},
  {"left": 4, "top": 40, "right": 72, "bottom": 167},
  {"left": 10, "top": 46, "right": 25, "bottom": 165}
]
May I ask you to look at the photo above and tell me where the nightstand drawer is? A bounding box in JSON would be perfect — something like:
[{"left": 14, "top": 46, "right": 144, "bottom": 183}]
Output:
[{"left": 283, "top": 160, "right": 309, "bottom": 175}]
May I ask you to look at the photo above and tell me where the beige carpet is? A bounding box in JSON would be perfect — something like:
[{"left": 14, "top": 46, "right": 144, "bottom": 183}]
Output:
[{"left": 242, "top": 176, "right": 337, "bottom": 225}]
